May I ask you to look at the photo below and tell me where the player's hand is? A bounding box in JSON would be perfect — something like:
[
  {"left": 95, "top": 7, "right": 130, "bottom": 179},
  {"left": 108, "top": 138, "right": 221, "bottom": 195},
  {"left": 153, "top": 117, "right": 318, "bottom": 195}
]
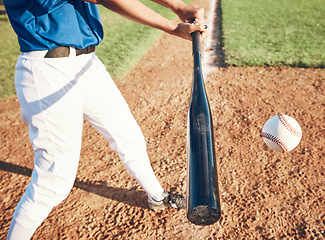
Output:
[
  {"left": 170, "top": 21, "right": 207, "bottom": 41},
  {"left": 174, "top": 4, "right": 208, "bottom": 40},
  {"left": 175, "top": 4, "right": 204, "bottom": 23}
]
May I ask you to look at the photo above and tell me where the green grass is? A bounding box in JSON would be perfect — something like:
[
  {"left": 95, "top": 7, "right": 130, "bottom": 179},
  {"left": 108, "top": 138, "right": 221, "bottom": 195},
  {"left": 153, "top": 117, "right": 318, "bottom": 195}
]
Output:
[
  {"left": 96, "top": 0, "right": 183, "bottom": 79},
  {"left": 221, "top": 0, "right": 325, "bottom": 67},
  {"left": 0, "top": 21, "right": 21, "bottom": 100},
  {"left": 0, "top": 0, "right": 187, "bottom": 100}
]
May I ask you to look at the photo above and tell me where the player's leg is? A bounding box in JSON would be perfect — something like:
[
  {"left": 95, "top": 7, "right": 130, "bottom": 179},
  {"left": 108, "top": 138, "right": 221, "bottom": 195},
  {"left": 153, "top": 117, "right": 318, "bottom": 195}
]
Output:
[
  {"left": 7, "top": 53, "right": 85, "bottom": 239},
  {"left": 82, "top": 55, "right": 165, "bottom": 202}
]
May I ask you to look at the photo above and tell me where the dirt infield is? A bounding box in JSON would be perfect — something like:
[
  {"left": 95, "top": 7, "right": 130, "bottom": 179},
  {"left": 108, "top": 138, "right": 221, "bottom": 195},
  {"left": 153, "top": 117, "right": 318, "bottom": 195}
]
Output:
[{"left": 0, "top": 1, "right": 324, "bottom": 239}]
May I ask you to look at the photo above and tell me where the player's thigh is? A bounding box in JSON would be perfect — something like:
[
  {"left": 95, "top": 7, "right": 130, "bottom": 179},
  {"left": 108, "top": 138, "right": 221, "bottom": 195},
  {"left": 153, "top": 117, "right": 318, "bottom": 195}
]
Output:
[
  {"left": 15, "top": 56, "right": 84, "bottom": 203},
  {"left": 83, "top": 62, "right": 146, "bottom": 154}
]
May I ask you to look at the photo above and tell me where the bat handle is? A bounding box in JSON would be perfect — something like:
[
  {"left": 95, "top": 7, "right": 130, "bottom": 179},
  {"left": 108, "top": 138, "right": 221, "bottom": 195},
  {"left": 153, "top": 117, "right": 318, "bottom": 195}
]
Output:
[{"left": 191, "top": 31, "right": 201, "bottom": 55}]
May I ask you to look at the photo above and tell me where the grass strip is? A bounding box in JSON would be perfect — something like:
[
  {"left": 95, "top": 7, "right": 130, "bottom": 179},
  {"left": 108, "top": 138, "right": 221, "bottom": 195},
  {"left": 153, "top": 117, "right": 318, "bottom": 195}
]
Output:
[{"left": 221, "top": 0, "right": 325, "bottom": 67}]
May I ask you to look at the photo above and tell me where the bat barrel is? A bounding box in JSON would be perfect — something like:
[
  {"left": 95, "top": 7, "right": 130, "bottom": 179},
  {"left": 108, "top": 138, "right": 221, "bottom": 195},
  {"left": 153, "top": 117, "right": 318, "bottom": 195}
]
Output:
[{"left": 186, "top": 31, "right": 221, "bottom": 226}]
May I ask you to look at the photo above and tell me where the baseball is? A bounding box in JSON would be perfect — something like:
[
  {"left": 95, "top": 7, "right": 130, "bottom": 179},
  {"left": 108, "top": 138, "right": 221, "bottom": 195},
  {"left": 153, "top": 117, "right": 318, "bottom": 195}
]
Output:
[{"left": 262, "top": 113, "right": 302, "bottom": 152}]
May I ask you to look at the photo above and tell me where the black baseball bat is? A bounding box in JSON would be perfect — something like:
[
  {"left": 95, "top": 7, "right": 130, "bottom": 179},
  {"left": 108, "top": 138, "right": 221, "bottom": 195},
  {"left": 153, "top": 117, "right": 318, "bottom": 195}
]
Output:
[{"left": 186, "top": 31, "right": 221, "bottom": 226}]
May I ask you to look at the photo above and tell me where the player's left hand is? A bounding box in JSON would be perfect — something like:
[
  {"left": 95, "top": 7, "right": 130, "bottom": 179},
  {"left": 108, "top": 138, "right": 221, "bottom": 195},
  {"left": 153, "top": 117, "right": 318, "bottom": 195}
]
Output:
[{"left": 171, "top": 21, "right": 207, "bottom": 41}]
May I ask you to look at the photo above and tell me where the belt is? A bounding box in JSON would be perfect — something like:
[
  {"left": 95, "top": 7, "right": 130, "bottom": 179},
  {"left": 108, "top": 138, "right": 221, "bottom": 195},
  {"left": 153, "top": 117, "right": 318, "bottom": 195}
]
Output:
[{"left": 44, "top": 46, "right": 95, "bottom": 58}]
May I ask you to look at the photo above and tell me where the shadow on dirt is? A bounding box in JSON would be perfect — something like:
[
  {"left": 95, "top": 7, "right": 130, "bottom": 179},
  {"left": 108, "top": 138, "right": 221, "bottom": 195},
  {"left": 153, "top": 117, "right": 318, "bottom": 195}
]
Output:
[{"left": 0, "top": 161, "right": 148, "bottom": 208}]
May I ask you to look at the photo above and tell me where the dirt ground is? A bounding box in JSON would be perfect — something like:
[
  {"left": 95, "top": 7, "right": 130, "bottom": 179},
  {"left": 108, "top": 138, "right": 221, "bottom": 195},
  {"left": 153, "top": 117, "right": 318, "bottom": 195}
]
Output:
[{"left": 0, "top": 1, "right": 324, "bottom": 239}]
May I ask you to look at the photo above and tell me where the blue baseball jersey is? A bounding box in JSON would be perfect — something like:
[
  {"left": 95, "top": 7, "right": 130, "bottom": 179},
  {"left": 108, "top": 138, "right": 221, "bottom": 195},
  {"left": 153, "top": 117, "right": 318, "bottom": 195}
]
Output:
[{"left": 4, "top": 0, "right": 104, "bottom": 52}]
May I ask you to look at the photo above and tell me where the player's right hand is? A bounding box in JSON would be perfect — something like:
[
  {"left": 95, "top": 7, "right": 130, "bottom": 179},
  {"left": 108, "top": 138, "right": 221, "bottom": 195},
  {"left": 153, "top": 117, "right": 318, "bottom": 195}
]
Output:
[{"left": 175, "top": 4, "right": 205, "bottom": 24}]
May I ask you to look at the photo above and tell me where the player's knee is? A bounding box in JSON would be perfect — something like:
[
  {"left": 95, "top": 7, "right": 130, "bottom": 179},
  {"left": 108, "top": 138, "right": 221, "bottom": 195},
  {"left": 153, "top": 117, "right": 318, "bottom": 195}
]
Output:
[{"left": 26, "top": 172, "right": 75, "bottom": 207}]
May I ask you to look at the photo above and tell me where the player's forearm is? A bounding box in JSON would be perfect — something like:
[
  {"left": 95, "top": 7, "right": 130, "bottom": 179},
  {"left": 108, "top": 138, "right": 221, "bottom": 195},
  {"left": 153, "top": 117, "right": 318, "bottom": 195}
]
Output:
[
  {"left": 84, "top": 0, "right": 178, "bottom": 35},
  {"left": 149, "top": 0, "right": 187, "bottom": 14},
  {"left": 150, "top": 0, "right": 205, "bottom": 27},
  {"left": 83, "top": 0, "right": 207, "bottom": 40}
]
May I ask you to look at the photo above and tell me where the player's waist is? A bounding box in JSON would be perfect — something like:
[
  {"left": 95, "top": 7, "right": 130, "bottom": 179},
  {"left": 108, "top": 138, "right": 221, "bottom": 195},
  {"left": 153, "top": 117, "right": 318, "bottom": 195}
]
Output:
[{"left": 22, "top": 46, "right": 95, "bottom": 59}]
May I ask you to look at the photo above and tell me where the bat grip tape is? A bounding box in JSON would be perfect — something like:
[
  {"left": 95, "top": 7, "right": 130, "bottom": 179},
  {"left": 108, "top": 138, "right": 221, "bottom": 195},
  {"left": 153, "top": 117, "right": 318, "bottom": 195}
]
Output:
[{"left": 191, "top": 31, "right": 201, "bottom": 54}]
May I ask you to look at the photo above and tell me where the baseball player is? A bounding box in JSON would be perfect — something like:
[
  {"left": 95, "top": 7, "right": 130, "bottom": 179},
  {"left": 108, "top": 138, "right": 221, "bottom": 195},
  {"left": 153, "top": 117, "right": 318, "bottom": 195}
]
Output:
[{"left": 3, "top": 0, "right": 207, "bottom": 239}]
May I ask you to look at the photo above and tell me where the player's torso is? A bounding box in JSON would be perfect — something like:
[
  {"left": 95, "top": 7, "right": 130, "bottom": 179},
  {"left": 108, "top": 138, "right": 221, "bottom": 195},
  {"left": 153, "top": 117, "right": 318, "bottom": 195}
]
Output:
[{"left": 3, "top": 0, "right": 104, "bottom": 52}]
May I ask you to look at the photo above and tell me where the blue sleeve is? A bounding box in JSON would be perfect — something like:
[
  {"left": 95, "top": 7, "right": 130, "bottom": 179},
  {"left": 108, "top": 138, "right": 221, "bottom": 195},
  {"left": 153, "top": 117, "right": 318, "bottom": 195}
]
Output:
[
  {"left": 4, "top": 0, "right": 68, "bottom": 15},
  {"left": 32, "top": 0, "right": 69, "bottom": 14}
]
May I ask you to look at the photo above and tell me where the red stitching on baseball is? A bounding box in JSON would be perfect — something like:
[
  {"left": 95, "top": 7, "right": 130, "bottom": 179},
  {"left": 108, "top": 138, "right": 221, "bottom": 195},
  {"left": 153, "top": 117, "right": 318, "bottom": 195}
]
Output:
[
  {"left": 278, "top": 114, "right": 302, "bottom": 138},
  {"left": 262, "top": 132, "right": 289, "bottom": 153}
]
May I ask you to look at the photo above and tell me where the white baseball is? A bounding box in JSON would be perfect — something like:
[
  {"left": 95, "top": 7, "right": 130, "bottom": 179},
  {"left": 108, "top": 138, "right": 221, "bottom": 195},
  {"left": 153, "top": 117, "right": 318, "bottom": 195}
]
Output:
[{"left": 262, "top": 114, "right": 302, "bottom": 152}]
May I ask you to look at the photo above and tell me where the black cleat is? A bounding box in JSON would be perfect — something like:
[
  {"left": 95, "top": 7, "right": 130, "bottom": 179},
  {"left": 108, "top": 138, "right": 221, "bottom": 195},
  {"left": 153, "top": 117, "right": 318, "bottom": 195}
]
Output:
[{"left": 148, "top": 191, "right": 186, "bottom": 210}]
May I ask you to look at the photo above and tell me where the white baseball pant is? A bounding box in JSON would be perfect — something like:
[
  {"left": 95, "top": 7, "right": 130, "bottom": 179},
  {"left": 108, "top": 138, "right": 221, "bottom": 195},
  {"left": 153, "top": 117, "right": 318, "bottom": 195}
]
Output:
[{"left": 7, "top": 48, "right": 164, "bottom": 239}]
